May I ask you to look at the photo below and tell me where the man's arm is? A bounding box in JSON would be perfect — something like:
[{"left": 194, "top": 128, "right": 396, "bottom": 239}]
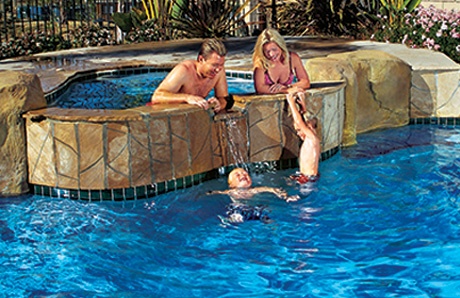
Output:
[
  {"left": 150, "top": 64, "right": 210, "bottom": 109},
  {"left": 290, "top": 52, "right": 310, "bottom": 90},
  {"left": 210, "top": 69, "right": 231, "bottom": 112}
]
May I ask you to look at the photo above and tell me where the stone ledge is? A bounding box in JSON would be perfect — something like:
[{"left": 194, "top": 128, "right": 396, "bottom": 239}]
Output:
[{"left": 22, "top": 81, "right": 345, "bottom": 196}]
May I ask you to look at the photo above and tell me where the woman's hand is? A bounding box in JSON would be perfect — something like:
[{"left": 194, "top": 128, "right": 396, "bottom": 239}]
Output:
[{"left": 268, "top": 83, "right": 287, "bottom": 94}]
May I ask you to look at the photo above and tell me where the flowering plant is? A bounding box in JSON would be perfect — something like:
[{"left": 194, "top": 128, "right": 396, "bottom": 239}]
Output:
[{"left": 371, "top": 5, "right": 460, "bottom": 63}]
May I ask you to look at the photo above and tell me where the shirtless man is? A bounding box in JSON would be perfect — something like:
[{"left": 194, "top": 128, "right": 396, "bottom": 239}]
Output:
[{"left": 150, "top": 39, "right": 234, "bottom": 113}]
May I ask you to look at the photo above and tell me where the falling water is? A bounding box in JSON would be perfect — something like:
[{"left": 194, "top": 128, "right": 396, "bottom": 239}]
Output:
[{"left": 224, "top": 118, "right": 249, "bottom": 172}]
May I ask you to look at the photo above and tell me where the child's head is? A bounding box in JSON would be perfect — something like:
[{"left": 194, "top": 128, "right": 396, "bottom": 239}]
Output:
[{"left": 228, "top": 168, "right": 252, "bottom": 189}]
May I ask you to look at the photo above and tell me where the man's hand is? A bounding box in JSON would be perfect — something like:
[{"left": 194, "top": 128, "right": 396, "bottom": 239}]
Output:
[
  {"left": 185, "top": 95, "right": 209, "bottom": 110},
  {"left": 208, "top": 97, "right": 222, "bottom": 113}
]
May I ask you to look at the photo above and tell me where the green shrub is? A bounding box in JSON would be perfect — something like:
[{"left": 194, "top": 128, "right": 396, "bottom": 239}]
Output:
[
  {"left": 124, "top": 19, "right": 183, "bottom": 43},
  {"left": 0, "top": 31, "right": 71, "bottom": 60},
  {"left": 70, "top": 24, "right": 118, "bottom": 48}
]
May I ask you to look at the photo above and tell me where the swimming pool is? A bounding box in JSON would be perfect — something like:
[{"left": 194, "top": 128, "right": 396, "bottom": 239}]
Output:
[
  {"left": 50, "top": 71, "right": 255, "bottom": 109},
  {"left": 2, "top": 125, "right": 460, "bottom": 296}
]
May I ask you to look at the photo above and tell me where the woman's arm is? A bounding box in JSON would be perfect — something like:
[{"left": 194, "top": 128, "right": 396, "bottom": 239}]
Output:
[
  {"left": 253, "top": 66, "right": 273, "bottom": 94},
  {"left": 289, "top": 52, "right": 310, "bottom": 90}
]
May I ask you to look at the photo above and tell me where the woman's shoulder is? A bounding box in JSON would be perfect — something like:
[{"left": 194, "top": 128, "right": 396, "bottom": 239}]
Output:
[
  {"left": 253, "top": 65, "right": 266, "bottom": 74},
  {"left": 289, "top": 51, "right": 302, "bottom": 60}
]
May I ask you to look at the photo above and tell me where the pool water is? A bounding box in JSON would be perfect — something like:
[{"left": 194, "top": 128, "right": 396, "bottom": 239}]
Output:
[
  {"left": 50, "top": 72, "right": 255, "bottom": 109},
  {"left": 2, "top": 125, "right": 460, "bottom": 297}
]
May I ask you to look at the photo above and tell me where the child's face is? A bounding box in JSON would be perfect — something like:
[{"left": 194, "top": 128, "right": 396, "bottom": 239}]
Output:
[{"left": 228, "top": 168, "right": 252, "bottom": 189}]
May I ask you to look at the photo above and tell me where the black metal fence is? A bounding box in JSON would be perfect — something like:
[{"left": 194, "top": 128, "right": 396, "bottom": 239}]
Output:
[
  {"left": 0, "top": 0, "right": 267, "bottom": 44},
  {"left": 0, "top": 0, "right": 139, "bottom": 43}
]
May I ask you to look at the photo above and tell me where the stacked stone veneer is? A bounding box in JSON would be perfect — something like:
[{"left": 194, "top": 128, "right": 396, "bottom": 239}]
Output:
[{"left": 22, "top": 82, "right": 345, "bottom": 197}]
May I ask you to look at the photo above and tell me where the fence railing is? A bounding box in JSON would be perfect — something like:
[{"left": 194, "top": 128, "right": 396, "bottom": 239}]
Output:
[
  {"left": 0, "top": 0, "right": 267, "bottom": 44},
  {"left": 0, "top": 0, "right": 139, "bottom": 43}
]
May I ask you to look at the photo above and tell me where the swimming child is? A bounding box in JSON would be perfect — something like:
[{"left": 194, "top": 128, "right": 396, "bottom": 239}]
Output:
[
  {"left": 210, "top": 168, "right": 299, "bottom": 201},
  {"left": 209, "top": 168, "right": 299, "bottom": 223}
]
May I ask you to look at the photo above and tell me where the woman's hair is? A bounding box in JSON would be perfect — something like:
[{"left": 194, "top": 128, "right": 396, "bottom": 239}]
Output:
[
  {"left": 198, "top": 39, "right": 227, "bottom": 60},
  {"left": 252, "top": 28, "right": 290, "bottom": 71}
]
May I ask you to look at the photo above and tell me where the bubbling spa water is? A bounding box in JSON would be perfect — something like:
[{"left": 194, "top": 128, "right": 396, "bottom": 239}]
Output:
[
  {"left": 2, "top": 125, "right": 460, "bottom": 296},
  {"left": 50, "top": 71, "right": 255, "bottom": 109}
]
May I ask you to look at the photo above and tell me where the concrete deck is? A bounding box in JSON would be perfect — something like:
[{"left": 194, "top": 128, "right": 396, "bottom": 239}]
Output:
[{"left": 1, "top": 37, "right": 458, "bottom": 94}]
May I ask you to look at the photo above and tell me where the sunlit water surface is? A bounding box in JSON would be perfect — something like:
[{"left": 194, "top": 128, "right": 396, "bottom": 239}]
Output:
[
  {"left": 1, "top": 125, "right": 460, "bottom": 297},
  {"left": 51, "top": 72, "right": 254, "bottom": 109}
]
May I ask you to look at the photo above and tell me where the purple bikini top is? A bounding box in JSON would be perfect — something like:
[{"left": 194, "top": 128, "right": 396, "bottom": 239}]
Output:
[
  {"left": 264, "top": 71, "right": 294, "bottom": 86},
  {"left": 264, "top": 53, "right": 295, "bottom": 86}
]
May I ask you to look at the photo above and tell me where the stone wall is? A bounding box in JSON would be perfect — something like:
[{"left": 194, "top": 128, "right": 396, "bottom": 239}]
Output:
[
  {"left": 306, "top": 50, "right": 412, "bottom": 146},
  {"left": 0, "top": 49, "right": 443, "bottom": 198},
  {"left": 22, "top": 81, "right": 345, "bottom": 195},
  {"left": 422, "top": 0, "right": 460, "bottom": 10},
  {"left": 0, "top": 71, "right": 46, "bottom": 196},
  {"left": 411, "top": 69, "right": 460, "bottom": 118}
]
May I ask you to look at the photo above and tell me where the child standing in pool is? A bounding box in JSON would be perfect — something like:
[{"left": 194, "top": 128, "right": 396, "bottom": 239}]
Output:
[{"left": 252, "top": 28, "right": 320, "bottom": 181}]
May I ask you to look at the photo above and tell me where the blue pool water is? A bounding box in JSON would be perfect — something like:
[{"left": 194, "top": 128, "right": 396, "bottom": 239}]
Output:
[
  {"left": 50, "top": 72, "right": 254, "bottom": 109},
  {"left": 2, "top": 125, "right": 460, "bottom": 297}
]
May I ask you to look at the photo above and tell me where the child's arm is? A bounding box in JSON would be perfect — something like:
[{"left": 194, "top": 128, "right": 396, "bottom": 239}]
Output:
[
  {"left": 207, "top": 189, "right": 231, "bottom": 195},
  {"left": 252, "top": 187, "right": 300, "bottom": 202}
]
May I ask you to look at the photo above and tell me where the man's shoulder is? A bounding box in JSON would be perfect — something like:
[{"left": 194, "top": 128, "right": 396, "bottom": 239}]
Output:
[{"left": 177, "top": 59, "right": 197, "bottom": 70}]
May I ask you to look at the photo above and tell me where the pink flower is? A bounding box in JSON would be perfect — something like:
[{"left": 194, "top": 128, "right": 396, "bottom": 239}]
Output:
[{"left": 402, "top": 34, "right": 408, "bottom": 44}]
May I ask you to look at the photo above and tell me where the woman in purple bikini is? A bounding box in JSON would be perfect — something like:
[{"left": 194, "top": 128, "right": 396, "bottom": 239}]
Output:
[
  {"left": 252, "top": 28, "right": 311, "bottom": 95},
  {"left": 252, "top": 28, "right": 320, "bottom": 182}
]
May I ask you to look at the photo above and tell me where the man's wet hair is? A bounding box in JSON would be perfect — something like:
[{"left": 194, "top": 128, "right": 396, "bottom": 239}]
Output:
[{"left": 198, "top": 39, "right": 227, "bottom": 60}]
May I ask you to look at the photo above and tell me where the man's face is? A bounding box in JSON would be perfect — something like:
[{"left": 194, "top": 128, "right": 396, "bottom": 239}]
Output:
[
  {"left": 199, "top": 52, "right": 225, "bottom": 79},
  {"left": 228, "top": 168, "right": 252, "bottom": 189}
]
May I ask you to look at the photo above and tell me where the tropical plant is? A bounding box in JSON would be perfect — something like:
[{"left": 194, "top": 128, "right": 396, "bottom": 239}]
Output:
[
  {"left": 112, "top": 0, "right": 182, "bottom": 40},
  {"left": 274, "top": 0, "right": 315, "bottom": 36},
  {"left": 172, "top": 0, "right": 260, "bottom": 38},
  {"left": 379, "top": 0, "right": 421, "bottom": 25},
  {"left": 276, "top": 0, "right": 377, "bottom": 37},
  {"left": 112, "top": 8, "right": 147, "bottom": 33}
]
